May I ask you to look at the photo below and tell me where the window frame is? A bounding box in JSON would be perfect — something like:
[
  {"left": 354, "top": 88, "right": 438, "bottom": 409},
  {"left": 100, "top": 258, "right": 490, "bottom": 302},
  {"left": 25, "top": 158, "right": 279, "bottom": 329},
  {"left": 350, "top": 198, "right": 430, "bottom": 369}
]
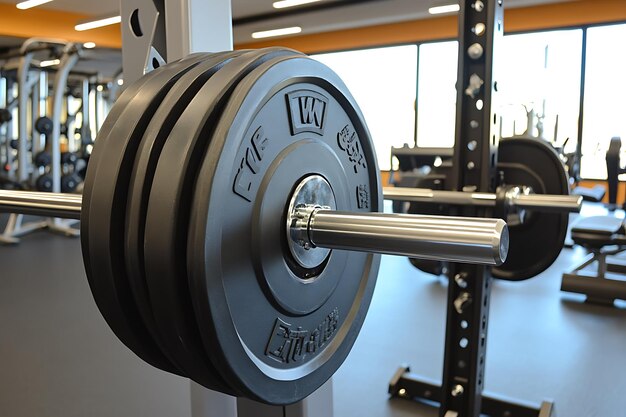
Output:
[{"left": 309, "top": 20, "right": 626, "bottom": 180}]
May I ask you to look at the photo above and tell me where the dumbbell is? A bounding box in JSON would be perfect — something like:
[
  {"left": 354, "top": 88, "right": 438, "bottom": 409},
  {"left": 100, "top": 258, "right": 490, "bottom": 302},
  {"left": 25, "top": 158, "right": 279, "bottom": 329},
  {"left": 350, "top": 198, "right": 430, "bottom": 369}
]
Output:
[
  {"left": 35, "top": 174, "right": 53, "bottom": 192},
  {"left": 61, "top": 173, "right": 81, "bottom": 193},
  {"left": 34, "top": 151, "right": 52, "bottom": 168},
  {"left": 35, "top": 116, "right": 53, "bottom": 136},
  {"left": 0, "top": 108, "right": 11, "bottom": 125}
]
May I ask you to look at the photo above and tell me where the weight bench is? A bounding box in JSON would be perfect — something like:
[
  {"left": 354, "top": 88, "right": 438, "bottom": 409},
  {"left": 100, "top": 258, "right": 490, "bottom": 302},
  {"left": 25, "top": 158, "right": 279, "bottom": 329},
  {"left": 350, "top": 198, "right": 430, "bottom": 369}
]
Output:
[
  {"left": 561, "top": 216, "right": 626, "bottom": 306},
  {"left": 572, "top": 185, "right": 606, "bottom": 203}
]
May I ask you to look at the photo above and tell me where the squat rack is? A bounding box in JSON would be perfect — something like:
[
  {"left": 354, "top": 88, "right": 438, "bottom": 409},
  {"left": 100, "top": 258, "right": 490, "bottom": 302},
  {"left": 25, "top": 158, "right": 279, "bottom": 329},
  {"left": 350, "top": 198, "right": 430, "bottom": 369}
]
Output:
[{"left": 388, "top": 1, "right": 553, "bottom": 417}]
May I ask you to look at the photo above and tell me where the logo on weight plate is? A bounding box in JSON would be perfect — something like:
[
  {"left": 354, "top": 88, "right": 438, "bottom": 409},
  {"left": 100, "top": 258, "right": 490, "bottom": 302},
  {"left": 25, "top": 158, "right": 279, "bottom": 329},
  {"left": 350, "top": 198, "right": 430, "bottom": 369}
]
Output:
[
  {"left": 233, "top": 126, "right": 269, "bottom": 201},
  {"left": 337, "top": 124, "right": 367, "bottom": 174},
  {"left": 265, "top": 308, "right": 339, "bottom": 364},
  {"left": 286, "top": 90, "right": 328, "bottom": 136}
]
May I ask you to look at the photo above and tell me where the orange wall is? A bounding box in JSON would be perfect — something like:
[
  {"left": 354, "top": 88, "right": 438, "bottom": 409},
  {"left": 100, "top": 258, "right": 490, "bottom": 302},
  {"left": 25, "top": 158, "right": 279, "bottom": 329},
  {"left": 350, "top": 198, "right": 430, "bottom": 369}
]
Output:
[
  {"left": 237, "top": 0, "right": 626, "bottom": 52},
  {"left": 0, "top": 3, "right": 121, "bottom": 48},
  {"left": 2, "top": 0, "right": 625, "bottom": 53}
]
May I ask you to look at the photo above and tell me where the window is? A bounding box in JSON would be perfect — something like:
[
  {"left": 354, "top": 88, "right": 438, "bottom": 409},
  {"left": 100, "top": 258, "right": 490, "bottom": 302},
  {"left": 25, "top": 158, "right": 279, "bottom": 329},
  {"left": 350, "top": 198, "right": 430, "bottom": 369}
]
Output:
[
  {"left": 581, "top": 24, "right": 626, "bottom": 180},
  {"left": 313, "top": 45, "right": 418, "bottom": 170},
  {"left": 416, "top": 41, "right": 458, "bottom": 148},
  {"left": 498, "top": 29, "right": 583, "bottom": 157}
]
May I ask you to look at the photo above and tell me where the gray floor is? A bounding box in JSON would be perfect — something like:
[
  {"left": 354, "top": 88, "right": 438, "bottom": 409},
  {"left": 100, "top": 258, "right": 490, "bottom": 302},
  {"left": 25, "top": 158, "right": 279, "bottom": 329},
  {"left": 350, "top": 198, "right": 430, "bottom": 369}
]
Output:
[{"left": 0, "top": 209, "right": 625, "bottom": 417}]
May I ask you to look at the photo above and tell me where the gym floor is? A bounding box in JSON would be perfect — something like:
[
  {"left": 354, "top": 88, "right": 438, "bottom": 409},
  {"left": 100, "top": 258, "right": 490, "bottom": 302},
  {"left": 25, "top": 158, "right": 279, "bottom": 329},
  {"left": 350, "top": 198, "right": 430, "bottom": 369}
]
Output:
[{"left": 0, "top": 203, "right": 624, "bottom": 417}]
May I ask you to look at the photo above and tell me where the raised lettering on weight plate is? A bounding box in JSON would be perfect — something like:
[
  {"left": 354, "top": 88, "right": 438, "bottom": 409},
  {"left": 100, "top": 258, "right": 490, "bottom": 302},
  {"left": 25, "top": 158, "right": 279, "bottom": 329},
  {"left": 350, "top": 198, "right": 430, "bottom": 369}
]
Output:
[
  {"left": 233, "top": 126, "right": 269, "bottom": 201},
  {"left": 337, "top": 124, "right": 367, "bottom": 174},
  {"left": 356, "top": 184, "right": 369, "bottom": 209},
  {"left": 265, "top": 308, "right": 339, "bottom": 364},
  {"left": 286, "top": 90, "right": 328, "bottom": 136}
]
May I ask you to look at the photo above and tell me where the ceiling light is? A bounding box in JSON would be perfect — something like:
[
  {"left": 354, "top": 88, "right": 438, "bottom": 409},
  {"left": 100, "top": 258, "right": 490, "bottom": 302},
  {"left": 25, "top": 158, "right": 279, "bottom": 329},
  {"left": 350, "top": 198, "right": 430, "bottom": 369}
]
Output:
[
  {"left": 75, "top": 15, "right": 121, "bottom": 31},
  {"left": 16, "top": 0, "right": 53, "bottom": 10},
  {"left": 428, "top": 4, "right": 460, "bottom": 14},
  {"left": 117, "top": 79, "right": 124, "bottom": 86},
  {"left": 252, "top": 26, "right": 302, "bottom": 39},
  {"left": 273, "top": 0, "right": 320, "bottom": 9},
  {"left": 83, "top": 42, "right": 97, "bottom": 49},
  {"left": 40, "top": 59, "right": 60, "bottom": 68}
]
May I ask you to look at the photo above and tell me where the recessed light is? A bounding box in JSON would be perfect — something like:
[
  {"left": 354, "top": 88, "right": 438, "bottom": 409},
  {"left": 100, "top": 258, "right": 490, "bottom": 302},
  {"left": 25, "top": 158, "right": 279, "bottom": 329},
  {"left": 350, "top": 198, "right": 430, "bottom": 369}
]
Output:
[
  {"left": 252, "top": 26, "right": 302, "bottom": 39},
  {"left": 428, "top": 4, "right": 460, "bottom": 14},
  {"left": 75, "top": 15, "right": 121, "bottom": 31},
  {"left": 273, "top": 0, "right": 320, "bottom": 9},
  {"left": 16, "top": 0, "right": 53, "bottom": 10},
  {"left": 83, "top": 42, "right": 97, "bottom": 49},
  {"left": 40, "top": 59, "right": 60, "bottom": 68}
]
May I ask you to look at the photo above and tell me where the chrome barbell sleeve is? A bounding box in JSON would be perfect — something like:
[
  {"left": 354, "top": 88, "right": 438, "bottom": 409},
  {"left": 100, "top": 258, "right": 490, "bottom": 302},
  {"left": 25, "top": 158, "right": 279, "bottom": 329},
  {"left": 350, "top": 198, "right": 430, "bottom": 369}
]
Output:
[
  {"left": 0, "top": 190, "right": 82, "bottom": 219},
  {"left": 296, "top": 208, "right": 508, "bottom": 266}
]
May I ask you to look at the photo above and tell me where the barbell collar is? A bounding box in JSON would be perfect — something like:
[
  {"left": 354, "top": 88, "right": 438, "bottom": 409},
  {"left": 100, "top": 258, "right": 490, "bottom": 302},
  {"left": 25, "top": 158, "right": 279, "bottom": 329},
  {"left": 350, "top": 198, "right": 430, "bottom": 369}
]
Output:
[{"left": 305, "top": 209, "right": 508, "bottom": 266}]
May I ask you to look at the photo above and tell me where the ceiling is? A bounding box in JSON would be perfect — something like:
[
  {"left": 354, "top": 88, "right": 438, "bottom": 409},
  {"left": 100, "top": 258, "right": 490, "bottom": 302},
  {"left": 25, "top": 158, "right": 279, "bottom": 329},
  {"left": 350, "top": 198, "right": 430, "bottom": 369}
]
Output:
[{"left": 0, "top": 0, "right": 572, "bottom": 44}]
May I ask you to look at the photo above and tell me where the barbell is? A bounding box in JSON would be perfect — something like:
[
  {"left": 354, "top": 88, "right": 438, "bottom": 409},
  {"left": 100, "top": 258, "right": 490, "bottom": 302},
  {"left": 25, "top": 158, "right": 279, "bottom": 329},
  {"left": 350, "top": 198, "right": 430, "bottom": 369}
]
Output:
[
  {"left": 383, "top": 186, "right": 581, "bottom": 213},
  {"left": 0, "top": 48, "right": 509, "bottom": 405},
  {"left": 387, "top": 136, "right": 582, "bottom": 280},
  {"left": 0, "top": 47, "right": 572, "bottom": 404},
  {"left": 0, "top": 188, "right": 507, "bottom": 265}
]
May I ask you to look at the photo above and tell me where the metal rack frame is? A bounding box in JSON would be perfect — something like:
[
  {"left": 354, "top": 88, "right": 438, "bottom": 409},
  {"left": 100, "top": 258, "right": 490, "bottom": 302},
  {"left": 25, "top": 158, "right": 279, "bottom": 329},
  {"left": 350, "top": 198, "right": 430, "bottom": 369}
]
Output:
[{"left": 388, "top": 1, "right": 554, "bottom": 416}]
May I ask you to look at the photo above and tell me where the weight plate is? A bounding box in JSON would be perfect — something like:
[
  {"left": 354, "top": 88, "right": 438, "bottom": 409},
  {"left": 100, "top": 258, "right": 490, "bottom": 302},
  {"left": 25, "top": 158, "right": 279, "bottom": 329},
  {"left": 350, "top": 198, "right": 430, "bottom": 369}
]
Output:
[
  {"left": 143, "top": 48, "right": 302, "bottom": 394},
  {"left": 493, "top": 137, "right": 570, "bottom": 280},
  {"left": 82, "top": 52, "right": 207, "bottom": 268},
  {"left": 125, "top": 51, "right": 246, "bottom": 393},
  {"left": 187, "top": 55, "right": 381, "bottom": 404},
  {"left": 81, "top": 53, "right": 211, "bottom": 375}
]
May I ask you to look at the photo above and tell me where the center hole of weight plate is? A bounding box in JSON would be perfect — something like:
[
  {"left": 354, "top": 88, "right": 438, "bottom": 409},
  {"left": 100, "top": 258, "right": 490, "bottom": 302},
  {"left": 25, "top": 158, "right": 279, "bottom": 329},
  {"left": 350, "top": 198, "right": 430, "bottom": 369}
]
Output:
[{"left": 285, "top": 174, "right": 337, "bottom": 272}]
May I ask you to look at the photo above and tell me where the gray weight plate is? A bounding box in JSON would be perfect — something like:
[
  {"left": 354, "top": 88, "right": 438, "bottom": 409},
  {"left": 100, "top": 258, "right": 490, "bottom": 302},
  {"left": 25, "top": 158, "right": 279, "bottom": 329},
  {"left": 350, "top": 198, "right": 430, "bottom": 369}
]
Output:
[
  {"left": 81, "top": 53, "right": 210, "bottom": 375},
  {"left": 124, "top": 50, "right": 246, "bottom": 393},
  {"left": 493, "top": 137, "right": 570, "bottom": 280},
  {"left": 187, "top": 55, "right": 381, "bottom": 404},
  {"left": 143, "top": 48, "right": 302, "bottom": 394}
]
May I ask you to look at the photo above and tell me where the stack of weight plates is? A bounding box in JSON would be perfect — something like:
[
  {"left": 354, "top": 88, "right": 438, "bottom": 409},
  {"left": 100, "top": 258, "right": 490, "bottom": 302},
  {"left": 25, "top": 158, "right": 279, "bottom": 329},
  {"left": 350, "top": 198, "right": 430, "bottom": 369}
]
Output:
[{"left": 80, "top": 48, "right": 382, "bottom": 405}]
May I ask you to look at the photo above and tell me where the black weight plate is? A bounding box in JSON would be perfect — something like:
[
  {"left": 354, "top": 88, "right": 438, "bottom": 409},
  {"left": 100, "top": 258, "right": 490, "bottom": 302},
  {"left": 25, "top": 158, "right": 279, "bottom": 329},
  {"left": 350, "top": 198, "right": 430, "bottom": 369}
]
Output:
[
  {"left": 493, "top": 137, "right": 570, "bottom": 280},
  {"left": 124, "top": 50, "right": 246, "bottom": 393},
  {"left": 143, "top": 48, "right": 302, "bottom": 394},
  {"left": 81, "top": 53, "right": 211, "bottom": 375},
  {"left": 187, "top": 55, "right": 381, "bottom": 404},
  {"left": 82, "top": 52, "right": 208, "bottom": 271}
]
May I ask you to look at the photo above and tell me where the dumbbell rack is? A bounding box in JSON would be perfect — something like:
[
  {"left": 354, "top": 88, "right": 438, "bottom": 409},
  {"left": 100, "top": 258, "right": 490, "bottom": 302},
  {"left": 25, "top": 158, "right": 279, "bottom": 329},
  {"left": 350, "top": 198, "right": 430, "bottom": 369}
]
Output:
[
  {"left": 0, "top": 39, "right": 80, "bottom": 243},
  {"left": 388, "top": 1, "right": 553, "bottom": 417}
]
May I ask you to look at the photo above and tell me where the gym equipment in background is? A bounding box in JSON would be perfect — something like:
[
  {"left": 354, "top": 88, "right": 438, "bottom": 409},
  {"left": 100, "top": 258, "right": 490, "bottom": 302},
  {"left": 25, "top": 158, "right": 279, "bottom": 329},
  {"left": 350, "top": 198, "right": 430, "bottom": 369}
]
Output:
[
  {"left": 605, "top": 136, "right": 624, "bottom": 210},
  {"left": 0, "top": 1, "right": 586, "bottom": 416},
  {"left": 562, "top": 216, "right": 626, "bottom": 306},
  {"left": 0, "top": 40, "right": 85, "bottom": 243},
  {"left": 386, "top": 137, "right": 577, "bottom": 280},
  {"left": 384, "top": 2, "right": 583, "bottom": 417}
]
